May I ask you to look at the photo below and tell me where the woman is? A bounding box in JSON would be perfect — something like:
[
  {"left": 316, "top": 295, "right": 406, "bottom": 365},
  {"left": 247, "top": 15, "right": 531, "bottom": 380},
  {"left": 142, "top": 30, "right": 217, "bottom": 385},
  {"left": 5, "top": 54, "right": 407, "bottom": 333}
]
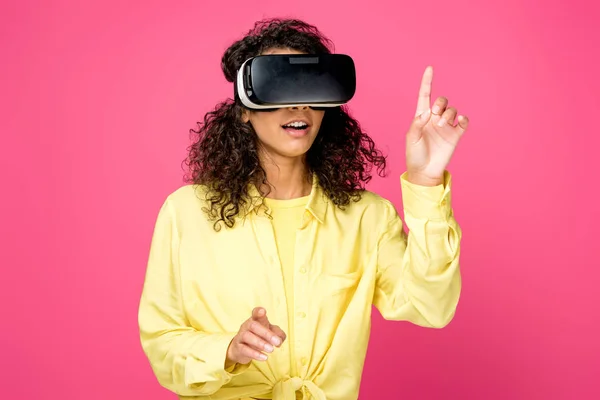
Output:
[{"left": 138, "top": 18, "right": 469, "bottom": 400}]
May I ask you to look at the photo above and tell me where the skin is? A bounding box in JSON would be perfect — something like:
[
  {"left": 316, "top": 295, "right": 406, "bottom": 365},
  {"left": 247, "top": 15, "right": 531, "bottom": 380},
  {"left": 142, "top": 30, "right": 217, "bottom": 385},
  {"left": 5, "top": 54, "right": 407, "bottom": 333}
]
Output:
[
  {"left": 226, "top": 52, "right": 470, "bottom": 368},
  {"left": 225, "top": 307, "right": 286, "bottom": 369},
  {"left": 405, "top": 66, "right": 469, "bottom": 186},
  {"left": 241, "top": 48, "right": 325, "bottom": 200}
]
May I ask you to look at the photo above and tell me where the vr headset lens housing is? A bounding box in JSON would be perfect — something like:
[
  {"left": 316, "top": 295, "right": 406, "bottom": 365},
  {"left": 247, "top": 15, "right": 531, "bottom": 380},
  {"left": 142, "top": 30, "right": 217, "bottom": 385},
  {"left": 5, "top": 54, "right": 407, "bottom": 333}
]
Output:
[{"left": 235, "top": 54, "right": 356, "bottom": 110}]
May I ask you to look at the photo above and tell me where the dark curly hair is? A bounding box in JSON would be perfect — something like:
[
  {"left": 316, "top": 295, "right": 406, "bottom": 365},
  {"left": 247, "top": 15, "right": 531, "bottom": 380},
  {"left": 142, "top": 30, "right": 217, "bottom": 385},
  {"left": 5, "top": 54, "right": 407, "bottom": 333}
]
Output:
[{"left": 184, "top": 18, "right": 388, "bottom": 230}]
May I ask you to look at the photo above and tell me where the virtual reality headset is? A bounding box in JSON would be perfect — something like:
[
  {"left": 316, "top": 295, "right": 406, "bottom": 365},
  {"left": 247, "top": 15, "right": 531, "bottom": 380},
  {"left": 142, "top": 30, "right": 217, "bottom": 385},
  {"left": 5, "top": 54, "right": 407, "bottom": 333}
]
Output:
[{"left": 235, "top": 53, "right": 356, "bottom": 110}]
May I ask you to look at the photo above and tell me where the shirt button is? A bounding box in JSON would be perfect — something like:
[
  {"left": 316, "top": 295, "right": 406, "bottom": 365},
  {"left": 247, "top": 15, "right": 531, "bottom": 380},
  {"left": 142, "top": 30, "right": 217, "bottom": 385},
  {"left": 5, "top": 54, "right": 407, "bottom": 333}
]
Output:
[
  {"left": 301, "top": 357, "right": 308, "bottom": 365},
  {"left": 297, "top": 311, "right": 306, "bottom": 318},
  {"left": 299, "top": 267, "right": 307, "bottom": 274}
]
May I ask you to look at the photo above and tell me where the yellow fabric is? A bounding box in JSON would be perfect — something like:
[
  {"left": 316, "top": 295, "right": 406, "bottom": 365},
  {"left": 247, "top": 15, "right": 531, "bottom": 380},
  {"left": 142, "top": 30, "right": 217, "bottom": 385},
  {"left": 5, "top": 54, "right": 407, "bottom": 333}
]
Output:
[
  {"left": 138, "top": 171, "right": 462, "bottom": 400},
  {"left": 263, "top": 195, "right": 309, "bottom": 383}
]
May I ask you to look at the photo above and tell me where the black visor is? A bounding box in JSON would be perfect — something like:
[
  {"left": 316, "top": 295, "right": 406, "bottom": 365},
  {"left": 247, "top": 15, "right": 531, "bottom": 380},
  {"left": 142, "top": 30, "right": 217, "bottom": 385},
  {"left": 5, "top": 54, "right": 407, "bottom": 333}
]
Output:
[{"left": 235, "top": 54, "right": 357, "bottom": 110}]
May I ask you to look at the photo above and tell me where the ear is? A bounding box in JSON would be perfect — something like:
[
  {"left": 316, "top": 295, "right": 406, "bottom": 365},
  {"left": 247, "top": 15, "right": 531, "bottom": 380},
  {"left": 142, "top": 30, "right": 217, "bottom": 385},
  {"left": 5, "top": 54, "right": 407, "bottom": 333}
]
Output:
[{"left": 241, "top": 108, "right": 250, "bottom": 123}]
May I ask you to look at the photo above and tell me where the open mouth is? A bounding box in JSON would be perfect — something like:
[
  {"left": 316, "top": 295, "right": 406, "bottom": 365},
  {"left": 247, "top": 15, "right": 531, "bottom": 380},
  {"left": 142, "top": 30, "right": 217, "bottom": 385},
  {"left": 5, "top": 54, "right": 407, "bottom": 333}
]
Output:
[{"left": 282, "top": 121, "right": 309, "bottom": 130}]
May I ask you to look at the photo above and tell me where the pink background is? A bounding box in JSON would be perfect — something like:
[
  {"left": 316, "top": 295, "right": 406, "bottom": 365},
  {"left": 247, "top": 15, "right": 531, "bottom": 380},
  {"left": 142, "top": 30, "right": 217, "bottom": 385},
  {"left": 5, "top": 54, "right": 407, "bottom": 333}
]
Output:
[{"left": 2, "top": 0, "right": 599, "bottom": 399}]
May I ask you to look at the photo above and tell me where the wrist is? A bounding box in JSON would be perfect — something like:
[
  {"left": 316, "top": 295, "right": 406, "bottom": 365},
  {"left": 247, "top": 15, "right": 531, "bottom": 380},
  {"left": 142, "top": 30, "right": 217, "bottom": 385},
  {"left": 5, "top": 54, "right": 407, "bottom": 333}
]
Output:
[
  {"left": 224, "top": 341, "right": 235, "bottom": 369},
  {"left": 406, "top": 172, "right": 444, "bottom": 187}
]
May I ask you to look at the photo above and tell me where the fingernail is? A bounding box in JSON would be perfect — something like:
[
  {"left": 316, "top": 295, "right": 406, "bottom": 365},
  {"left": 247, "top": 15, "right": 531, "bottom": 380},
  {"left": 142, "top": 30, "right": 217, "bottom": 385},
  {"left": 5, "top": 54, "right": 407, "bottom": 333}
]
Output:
[
  {"left": 259, "top": 354, "right": 268, "bottom": 361},
  {"left": 264, "top": 343, "right": 274, "bottom": 352},
  {"left": 271, "top": 336, "right": 281, "bottom": 346},
  {"left": 432, "top": 105, "right": 440, "bottom": 114},
  {"left": 437, "top": 117, "right": 447, "bottom": 127},
  {"left": 420, "top": 108, "right": 430, "bottom": 122}
]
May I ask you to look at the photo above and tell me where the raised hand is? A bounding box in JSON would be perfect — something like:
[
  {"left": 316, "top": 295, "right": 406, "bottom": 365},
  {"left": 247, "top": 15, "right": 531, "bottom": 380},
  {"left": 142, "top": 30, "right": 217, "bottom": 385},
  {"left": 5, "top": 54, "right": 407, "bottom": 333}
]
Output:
[
  {"left": 225, "top": 307, "right": 287, "bottom": 368},
  {"left": 405, "top": 66, "right": 469, "bottom": 186}
]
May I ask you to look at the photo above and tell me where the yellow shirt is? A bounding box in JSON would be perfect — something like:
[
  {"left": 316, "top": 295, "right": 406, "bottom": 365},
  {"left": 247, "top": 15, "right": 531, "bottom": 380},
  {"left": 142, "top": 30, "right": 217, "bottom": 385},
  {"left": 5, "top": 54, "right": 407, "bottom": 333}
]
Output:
[
  {"left": 263, "top": 195, "right": 310, "bottom": 384},
  {"left": 138, "top": 172, "right": 462, "bottom": 400}
]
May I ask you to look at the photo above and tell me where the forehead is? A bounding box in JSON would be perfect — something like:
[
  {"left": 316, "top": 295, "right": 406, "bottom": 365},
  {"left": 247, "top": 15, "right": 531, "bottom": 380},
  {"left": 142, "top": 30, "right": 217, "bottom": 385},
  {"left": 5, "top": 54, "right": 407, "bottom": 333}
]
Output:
[{"left": 261, "top": 47, "right": 307, "bottom": 55}]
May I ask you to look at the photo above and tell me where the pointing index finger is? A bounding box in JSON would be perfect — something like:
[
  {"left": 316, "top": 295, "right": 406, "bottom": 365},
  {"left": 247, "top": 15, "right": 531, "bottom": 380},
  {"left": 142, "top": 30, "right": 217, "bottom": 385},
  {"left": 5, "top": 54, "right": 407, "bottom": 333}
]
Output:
[
  {"left": 251, "top": 307, "right": 271, "bottom": 327},
  {"left": 252, "top": 307, "right": 266, "bottom": 320},
  {"left": 415, "top": 66, "right": 433, "bottom": 117}
]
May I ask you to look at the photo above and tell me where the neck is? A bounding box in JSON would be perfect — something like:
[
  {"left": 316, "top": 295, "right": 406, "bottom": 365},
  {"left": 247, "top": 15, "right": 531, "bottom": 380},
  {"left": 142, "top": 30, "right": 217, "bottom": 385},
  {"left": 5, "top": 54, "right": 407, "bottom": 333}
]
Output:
[{"left": 259, "top": 152, "right": 312, "bottom": 200}]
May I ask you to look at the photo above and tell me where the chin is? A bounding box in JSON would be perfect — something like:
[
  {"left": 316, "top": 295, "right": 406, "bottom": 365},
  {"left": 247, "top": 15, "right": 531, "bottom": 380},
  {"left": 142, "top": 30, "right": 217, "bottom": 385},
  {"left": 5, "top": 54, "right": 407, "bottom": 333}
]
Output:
[
  {"left": 259, "top": 131, "right": 317, "bottom": 159},
  {"left": 279, "top": 146, "right": 312, "bottom": 158},
  {"left": 268, "top": 140, "right": 313, "bottom": 158}
]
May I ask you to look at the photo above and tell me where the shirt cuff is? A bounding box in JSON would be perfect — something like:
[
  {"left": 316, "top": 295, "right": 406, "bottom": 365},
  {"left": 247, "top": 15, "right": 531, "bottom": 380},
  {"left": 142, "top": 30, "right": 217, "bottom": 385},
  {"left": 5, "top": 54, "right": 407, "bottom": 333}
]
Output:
[
  {"left": 225, "top": 361, "right": 250, "bottom": 374},
  {"left": 400, "top": 171, "right": 452, "bottom": 220},
  {"left": 185, "top": 332, "right": 250, "bottom": 390}
]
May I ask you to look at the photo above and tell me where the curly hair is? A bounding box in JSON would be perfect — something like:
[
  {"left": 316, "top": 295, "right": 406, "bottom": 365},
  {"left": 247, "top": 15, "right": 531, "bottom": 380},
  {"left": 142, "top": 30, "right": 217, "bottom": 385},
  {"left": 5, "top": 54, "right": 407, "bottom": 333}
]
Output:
[{"left": 184, "top": 18, "right": 388, "bottom": 230}]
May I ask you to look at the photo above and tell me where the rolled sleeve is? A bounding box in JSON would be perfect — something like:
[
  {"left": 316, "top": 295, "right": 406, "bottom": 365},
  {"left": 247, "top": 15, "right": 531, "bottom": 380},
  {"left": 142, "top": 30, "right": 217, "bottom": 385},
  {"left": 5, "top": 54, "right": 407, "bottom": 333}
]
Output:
[
  {"left": 185, "top": 332, "right": 251, "bottom": 391},
  {"left": 400, "top": 171, "right": 453, "bottom": 221},
  {"left": 373, "top": 170, "right": 462, "bottom": 328}
]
